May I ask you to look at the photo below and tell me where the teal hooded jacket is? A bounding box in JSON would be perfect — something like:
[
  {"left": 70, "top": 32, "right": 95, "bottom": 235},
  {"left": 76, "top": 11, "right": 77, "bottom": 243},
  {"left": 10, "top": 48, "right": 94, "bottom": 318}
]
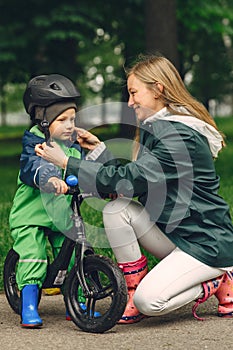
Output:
[{"left": 65, "top": 118, "right": 233, "bottom": 268}]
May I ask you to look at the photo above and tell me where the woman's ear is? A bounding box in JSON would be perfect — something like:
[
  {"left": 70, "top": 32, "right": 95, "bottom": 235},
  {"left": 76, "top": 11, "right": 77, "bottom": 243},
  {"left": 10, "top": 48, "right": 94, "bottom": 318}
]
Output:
[{"left": 154, "top": 82, "right": 164, "bottom": 98}]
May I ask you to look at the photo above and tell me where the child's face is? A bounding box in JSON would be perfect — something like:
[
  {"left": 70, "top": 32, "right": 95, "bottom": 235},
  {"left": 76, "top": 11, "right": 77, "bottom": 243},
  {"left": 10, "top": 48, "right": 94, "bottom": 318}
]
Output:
[{"left": 49, "top": 108, "right": 76, "bottom": 141}]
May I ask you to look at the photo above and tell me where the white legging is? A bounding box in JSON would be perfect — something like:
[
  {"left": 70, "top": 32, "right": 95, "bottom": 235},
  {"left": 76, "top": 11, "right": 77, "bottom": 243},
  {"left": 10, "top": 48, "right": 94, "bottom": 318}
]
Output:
[{"left": 103, "top": 197, "right": 225, "bottom": 316}]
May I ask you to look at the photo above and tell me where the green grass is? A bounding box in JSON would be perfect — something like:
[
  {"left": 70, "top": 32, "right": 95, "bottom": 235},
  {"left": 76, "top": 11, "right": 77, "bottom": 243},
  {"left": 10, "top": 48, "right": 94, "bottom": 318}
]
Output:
[
  {"left": 0, "top": 118, "right": 233, "bottom": 290},
  {"left": 214, "top": 117, "right": 233, "bottom": 216}
]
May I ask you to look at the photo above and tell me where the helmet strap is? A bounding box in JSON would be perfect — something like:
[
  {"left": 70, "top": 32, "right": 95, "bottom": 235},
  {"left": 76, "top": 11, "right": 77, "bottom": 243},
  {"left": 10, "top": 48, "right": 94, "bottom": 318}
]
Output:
[{"left": 40, "top": 109, "right": 51, "bottom": 146}]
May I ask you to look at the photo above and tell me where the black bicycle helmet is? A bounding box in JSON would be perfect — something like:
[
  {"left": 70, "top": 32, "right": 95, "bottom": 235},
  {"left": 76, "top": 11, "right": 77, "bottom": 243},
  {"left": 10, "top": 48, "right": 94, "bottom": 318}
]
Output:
[{"left": 23, "top": 74, "right": 80, "bottom": 118}]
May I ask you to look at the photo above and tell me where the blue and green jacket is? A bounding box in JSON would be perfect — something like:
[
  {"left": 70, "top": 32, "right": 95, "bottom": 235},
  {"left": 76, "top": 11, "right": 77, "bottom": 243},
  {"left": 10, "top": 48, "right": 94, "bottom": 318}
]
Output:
[{"left": 9, "top": 125, "right": 84, "bottom": 231}]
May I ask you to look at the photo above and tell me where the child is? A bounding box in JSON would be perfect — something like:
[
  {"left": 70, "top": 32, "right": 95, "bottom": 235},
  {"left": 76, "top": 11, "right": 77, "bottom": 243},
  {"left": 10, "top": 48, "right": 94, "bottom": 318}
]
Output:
[{"left": 9, "top": 74, "right": 84, "bottom": 328}]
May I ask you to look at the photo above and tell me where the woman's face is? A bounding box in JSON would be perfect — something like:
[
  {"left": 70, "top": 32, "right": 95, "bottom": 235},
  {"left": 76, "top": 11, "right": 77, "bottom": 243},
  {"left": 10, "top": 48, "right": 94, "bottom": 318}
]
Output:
[
  {"left": 49, "top": 108, "right": 76, "bottom": 141},
  {"left": 127, "top": 74, "right": 164, "bottom": 121}
]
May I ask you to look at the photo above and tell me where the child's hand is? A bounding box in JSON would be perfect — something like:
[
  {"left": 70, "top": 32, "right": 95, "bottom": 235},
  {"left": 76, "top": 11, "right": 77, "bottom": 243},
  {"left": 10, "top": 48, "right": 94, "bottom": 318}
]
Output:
[
  {"left": 48, "top": 177, "right": 68, "bottom": 195},
  {"left": 75, "top": 127, "right": 101, "bottom": 150}
]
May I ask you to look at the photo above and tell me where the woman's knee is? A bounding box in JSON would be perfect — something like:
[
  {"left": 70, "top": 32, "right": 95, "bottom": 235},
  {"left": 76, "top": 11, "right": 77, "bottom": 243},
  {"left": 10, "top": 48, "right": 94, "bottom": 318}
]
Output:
[
  {"left": 103, "top": 197, "right": 144, "bottom": 223},
  {"left": 134, "top": 288, "right": 168, "bottom": 316},
  {"left": 103, "top": 197, "right": 134, "bottom": 215},
  {"left": 103, "top": 198, "right": 135, "bottom": 227}
]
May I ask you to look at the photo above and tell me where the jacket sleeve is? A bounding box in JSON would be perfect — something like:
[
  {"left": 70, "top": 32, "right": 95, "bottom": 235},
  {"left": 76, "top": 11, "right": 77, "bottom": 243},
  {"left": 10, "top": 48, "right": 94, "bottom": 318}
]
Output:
[
  {"left": 65, "top": 122, "right": 196, "bottom": 199},
  {"left": 20, "top": 137, "right": 62, "bottom": 188},
  {"left": 66, "top": 149, "right": 166, "bottom": 197}
]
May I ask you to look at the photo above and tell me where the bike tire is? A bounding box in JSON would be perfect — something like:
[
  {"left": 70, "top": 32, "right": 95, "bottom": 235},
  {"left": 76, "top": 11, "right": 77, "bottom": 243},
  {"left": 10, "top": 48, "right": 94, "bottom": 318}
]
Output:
[
  {"left": 64, "top": 254, "right": 127, "bottom": 333},
  {"left": 3, "top": 248, "right": 42, "bottom": 315}
]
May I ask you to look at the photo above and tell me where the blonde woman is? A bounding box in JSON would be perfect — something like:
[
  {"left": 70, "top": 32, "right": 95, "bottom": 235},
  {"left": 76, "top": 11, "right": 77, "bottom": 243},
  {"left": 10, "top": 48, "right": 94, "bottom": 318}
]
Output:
[{"left": 36, "top": 55, "right": 233, "bottom": 325}]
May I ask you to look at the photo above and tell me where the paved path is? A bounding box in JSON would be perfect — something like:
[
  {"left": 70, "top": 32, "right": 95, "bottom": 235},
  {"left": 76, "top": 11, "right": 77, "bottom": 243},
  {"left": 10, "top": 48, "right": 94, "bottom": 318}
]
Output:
[{"left": 0, "top": 292, "right": 232, "bottom": 350}]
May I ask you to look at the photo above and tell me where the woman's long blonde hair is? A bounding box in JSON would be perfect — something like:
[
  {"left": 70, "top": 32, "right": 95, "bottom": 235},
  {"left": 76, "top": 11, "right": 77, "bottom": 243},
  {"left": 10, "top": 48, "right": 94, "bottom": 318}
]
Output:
[{"left": 126, "top": 54, "right": 225, "bottom": 160}]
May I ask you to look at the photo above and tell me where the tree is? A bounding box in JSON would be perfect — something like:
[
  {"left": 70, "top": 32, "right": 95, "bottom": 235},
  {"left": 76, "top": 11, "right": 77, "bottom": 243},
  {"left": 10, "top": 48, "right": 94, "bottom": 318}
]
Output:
[
  {"left": 96, "top": 0, "right": 145, "bottom": 137},
  {"left": 0, "top": 0, "right": 99, "bottom": 124},
  {"left": 177, "top": 0, "right": 233, "bottom": 110},
  {"left": 145, "top": 0, "right": 179, "bottom": 69},
  {"left": 101, "top": 0, "right": 179, "bottom": 136},
  {"left": 0, "top": 0, "right": 233, "bottom": 125}
]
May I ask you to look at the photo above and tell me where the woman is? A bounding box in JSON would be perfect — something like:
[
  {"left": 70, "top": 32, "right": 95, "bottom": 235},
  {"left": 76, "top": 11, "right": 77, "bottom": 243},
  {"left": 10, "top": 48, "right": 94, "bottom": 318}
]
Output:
[{"left": 36, "top": 54, "right": 233, "bottom": 324}]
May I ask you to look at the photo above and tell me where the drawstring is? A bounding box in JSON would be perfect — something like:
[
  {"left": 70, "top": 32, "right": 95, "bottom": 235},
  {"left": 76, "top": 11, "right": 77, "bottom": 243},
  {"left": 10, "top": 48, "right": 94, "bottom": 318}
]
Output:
[{"left": 192, "top": 283, "right": 209, "bottom": 321}]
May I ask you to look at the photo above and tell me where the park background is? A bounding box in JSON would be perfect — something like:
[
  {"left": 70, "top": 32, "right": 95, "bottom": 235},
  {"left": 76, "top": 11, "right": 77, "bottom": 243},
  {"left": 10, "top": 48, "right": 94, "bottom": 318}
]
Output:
[{"left": 0, "top": 0, "right": 233, "bottom": 290}]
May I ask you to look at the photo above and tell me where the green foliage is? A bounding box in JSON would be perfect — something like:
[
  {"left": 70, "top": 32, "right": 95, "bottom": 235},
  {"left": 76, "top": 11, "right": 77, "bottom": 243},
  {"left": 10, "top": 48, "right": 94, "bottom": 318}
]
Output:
[
  {"left": 177, "top": 0, "right": 233, "bottom": 105},
  {"left": 0, "top": 155, "right": 19, "bottom": 289},
  {"left": 0, "top": 1, "right": 99, "bottom": 95},
  {"left": 1, "top": 84, "right": 25, "bottom": 113},
  {"left": 0, "top": 125, "right": 26, "bottom": 140},
  {"left": 0, "top": 0, "right": 233, "bottom": 119},
  {"left": 78, "top": 34, "right": 124, "bottom": 101},
  {"left": 215, "top": 117, "right": 233, "bottom": 208}
]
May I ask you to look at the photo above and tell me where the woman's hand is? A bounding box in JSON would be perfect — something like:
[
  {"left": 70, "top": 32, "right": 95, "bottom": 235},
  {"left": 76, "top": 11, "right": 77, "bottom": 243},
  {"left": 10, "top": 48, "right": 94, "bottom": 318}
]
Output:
[
  {"left": 75, "top": 127, "right": 101, "bottom": 150},
  {"left": 35, "top": 142, "right": 68, "bottom": 169}
]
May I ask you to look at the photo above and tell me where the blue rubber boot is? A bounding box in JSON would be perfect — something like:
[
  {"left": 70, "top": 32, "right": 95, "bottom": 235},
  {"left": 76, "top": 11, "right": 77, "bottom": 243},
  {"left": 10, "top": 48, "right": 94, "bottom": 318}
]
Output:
[{"left": 21, "top": 284, "right": 43, "bottom": 328}]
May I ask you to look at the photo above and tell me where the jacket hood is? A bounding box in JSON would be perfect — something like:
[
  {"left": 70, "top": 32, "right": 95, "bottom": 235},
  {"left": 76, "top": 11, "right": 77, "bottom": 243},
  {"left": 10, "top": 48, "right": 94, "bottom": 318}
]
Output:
[{"left": 144, "top": 107, "right": 223, "bottom": 158}]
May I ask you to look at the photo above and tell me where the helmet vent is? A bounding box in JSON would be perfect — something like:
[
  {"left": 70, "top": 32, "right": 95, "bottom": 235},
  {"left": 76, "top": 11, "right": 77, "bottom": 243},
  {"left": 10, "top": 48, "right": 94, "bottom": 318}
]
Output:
[
  {"left": 50, "top": 83, "right": 61, "bottom": 90},
  {"left": 32, "top": 78, "right": 45, "bottom": 86}
]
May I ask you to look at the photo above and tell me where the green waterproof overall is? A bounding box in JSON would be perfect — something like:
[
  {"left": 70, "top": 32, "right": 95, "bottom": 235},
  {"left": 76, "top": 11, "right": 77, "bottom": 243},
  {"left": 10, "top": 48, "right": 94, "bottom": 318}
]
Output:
[{"left": 9, "top": 127, "right": 81, "bottom": 290}]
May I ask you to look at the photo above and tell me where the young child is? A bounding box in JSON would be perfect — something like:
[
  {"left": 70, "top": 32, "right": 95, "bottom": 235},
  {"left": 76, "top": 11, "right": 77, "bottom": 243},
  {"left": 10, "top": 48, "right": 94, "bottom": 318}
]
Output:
[{"left": 9, "top": 74, "right": 85, "bottom": 328}]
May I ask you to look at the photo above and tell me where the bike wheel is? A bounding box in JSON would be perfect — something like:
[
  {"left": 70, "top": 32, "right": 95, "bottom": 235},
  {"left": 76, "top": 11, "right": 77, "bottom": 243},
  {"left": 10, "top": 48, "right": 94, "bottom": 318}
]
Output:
[
  {"left": 3, "top": 248, "right": 42, "bottom": 315},
  {"left": 64, "top": 254, "right": 127, "bottom": 333},
  {"left": 4, "top": 249, "right": 21, "bottom": 314}
]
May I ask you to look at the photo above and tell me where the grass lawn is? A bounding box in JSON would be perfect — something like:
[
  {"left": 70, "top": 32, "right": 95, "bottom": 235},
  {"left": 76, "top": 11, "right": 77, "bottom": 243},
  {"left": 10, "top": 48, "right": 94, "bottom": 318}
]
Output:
[{"left": 0, "top": 118, "right": 233, "bottom": 291}]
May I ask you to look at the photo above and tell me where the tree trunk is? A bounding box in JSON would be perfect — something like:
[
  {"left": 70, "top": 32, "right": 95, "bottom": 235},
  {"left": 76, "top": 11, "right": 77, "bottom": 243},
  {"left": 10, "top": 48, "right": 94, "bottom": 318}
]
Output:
[
  {"left": 120, "top": 0, "right": 180, "bottom": 139},
  {"left": 145, "top": 0, "right": 179, "bottom": 70},
  {"left": 0, "top": 82, "right": 7, "bottom": 126},
  {"left": 119, "top": 45, "right": 137, "bottom": 139}
]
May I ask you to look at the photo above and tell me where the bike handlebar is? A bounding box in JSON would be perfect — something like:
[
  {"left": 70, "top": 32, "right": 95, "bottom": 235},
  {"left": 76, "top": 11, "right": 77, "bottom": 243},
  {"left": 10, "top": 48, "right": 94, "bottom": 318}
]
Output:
[
  {"left": 66, "top": 175, "right": 78, "bottom": 187},
  {"left": 42, "top": 175, "right": 114, "bottom": 200},
  {"left": 42, "top": 175, "right": 96, "bottom": 198},
  {"left": 41, "top": 182, "right": 79, "bottom": 195}
]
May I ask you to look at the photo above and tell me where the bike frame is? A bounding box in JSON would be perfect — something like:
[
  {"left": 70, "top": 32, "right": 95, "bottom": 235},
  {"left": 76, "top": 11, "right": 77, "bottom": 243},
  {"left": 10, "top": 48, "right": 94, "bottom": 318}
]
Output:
[
  {"left": 4, "top": 178, "right": 128, "bottom": 333},
  {"left": 42, "top": 185, "right": 94, "bottom": 295}
]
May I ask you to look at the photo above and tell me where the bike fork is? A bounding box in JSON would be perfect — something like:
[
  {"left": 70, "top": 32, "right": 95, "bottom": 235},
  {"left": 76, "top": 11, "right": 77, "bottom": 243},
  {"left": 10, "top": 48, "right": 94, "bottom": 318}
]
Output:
[{"left": 75, "top": 241, "right": 97, "bottom": 315}]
